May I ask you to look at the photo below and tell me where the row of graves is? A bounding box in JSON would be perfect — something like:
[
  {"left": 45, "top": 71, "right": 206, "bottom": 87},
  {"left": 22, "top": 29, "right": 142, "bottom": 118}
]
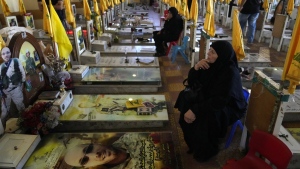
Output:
[{"left": 0, "top": 2, "right": 180, "bottom": 169}]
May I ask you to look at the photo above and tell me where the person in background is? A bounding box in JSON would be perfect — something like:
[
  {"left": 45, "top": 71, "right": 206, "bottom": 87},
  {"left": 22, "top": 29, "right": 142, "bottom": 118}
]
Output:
[
  {"left": 9, "top": 19, "right": 17, "bottom": 26},
  {"left": 25, "top": 50, "right": 36, "bottom": 74},
  {"left": 153, "top": 7, "right": 183, "bottom": 57},
  {"left": 0, "top": 47, "right": 26, "bottom": 129},
  {"left": 175, "top": 41, "right": 247, "bottom": 162},
  {"left": 238, "top": 0, "right": 262, "bottom": 44},
  {"left": 37, "top": 0, "right": 68, "bottom": 30}
]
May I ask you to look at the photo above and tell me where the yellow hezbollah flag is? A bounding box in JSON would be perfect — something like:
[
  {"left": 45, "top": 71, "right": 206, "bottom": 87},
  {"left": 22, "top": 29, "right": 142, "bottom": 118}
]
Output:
[
  {"left": 19, "top": 0, "right": 26, "bottom": 15},
  {"left": 169, "top": 0, "right": 175, "bottom": 7},
  {"left": 203, "top": 0, "right": 215, "bottom": 37},
  {"left": 282, "top": 6, "right": 300, "bottom": 94},
  {"left": 287, "top": 0, "right": 294, "bottom": 16},
  {"left": 107, "top": 0, "right": 114, "bottom": 8},
  {"left": 262, "top": 0, "right": 269, "bottom": 12},
  {"left": 220, "top": 0, "right": 224, "bottom": 3},
  {"left": 42, "top": 0, "right": 53, "bottom": 37},
  {"left": 100, "top": 0, "right": 108, "bottom": 13},
  {"left": 0, "top": 35, "right": 6, "bottom": 51},
  {"left": 50, "top": 3, "right": 72, "bottom": 59},
  {"left": 232, "top": 9, "right": 245, "bottom": 60},
  {"left": 93, "top": 0, "right": 100, "bottom": 15},
  {"left": 226, "top": 0, "right": 231, "bottom": 4},
  {"left": 83, "top": 0, "right": 91, "bottom": 20},
  {"left": 1, "top": 0, "right": 11, "bottom": 17},
  {"left": 176, "top": 0, "right": 181, "bottom": 14},
  {"left": 64, "top": 0, "right": 76, "bottom": 28},
  {"left": 178, "top": 0, "right": 185, "bottom": 16},
  {"left": 189, "top": 0, "right": 198, "bottom": 25},
  {"left": 114, "top": 0, "right": 120, "bottom": 5}
]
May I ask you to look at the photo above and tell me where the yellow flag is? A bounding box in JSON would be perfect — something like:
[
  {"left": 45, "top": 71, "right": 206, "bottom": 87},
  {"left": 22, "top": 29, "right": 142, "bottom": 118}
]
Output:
[
  {"left": 282, "top": 6, "right": 300, "bottom": 94},
  {"left": 64, "top": 0, "right": 76, "bottom": 28},
  {"left": 93, "top": 0, "right": 100, "bottom": 15},
  {"left": 262, "top": 0, "right": 269, "bottom": 12},
  {"left": 225, "top": 0, "right": 231, "bottom": 4},
  {"left": 113, "top": 0, "right": 120, "bottom": 5},
  {"left": 0, "top": 35, "right": 6, "bottom": 51},
  {"left": 287, "top": 0, "right": 294, "bottom": 16},
  {"left": 232, "top": 9, "right": 245, "bottom": 60},
  {"left": 238, "top": 0, "right": 242, "bottom": 5},
  {"left": 176, "top": 0, "right": 181, "bottom": 14},
  {"left": 83, "top": 0, "right": 91, "bottom": 20},
  {"left": 107, "top": 0, "right": 114, "bottom": 8},
  {"left": 100, "top": 0, "right": 107, "bottom": 13},
  {"left": 19, "top": 0, "right": 26, "bottom": 15},
  {"left": 220, "top": 0, "right": 224, "bottom": 3},
  {"left": 189, "top": 0, "right": 198, "bottom": 25},
  {"left": 184, "top": 0, "right": 190, "bottom": 19},
  {"left": 203, "top": 0, "right": 215, "bottom": 37},
  {"left": 42, "top": 0, "right": 53, "bottom": 37},
  {"left": 0, "top": 0, "right": 11, "bottom": 17},
  {"left": 178, "top": 0, "right": 185, "bottom": 16},
  {"left": 169, "top": 0, "right": 175, "bottom": 7},
  {"left": 50, "top": 3, "right": 72, "bottom": 59}
]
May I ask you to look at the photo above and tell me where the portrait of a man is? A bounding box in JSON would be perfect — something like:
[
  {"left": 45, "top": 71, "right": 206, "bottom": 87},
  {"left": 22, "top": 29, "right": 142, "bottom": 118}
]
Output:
[{"left": 6, "top": 16, "right": 18, "bottom": 27}]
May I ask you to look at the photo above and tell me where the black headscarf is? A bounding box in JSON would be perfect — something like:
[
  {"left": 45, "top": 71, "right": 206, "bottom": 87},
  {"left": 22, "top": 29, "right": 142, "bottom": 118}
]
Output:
[
  {"left": 168, "top": 7, "right": 179, "bottom": 17},
  {"left": 210, "top": 40, "right": 239, "bottom": 71}
]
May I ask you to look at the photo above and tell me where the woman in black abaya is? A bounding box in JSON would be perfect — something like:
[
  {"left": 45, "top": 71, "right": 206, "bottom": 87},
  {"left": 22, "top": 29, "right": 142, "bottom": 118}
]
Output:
[{"left": 175, "top": 41, "right": 247, "bottom": 162}]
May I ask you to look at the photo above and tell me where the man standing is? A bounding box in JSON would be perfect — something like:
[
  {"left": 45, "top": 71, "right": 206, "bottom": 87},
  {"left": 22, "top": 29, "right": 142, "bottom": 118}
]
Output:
[
  {"left": 153, "top": 7, "right": 183, "bottom": 57},
  {"left": 0, "top": 47, "right": 26, "bottom": 128},
  {"left": 238, "top": 0, "right": 262, "bottom": 44},
  {"left": 25, "top": 50, "right": 36, "bottom": 74}
]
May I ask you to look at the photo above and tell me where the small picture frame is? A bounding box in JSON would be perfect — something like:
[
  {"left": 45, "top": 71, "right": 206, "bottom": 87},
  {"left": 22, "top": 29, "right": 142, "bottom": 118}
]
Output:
[
  {"left": 74, "top": 26, "right": 86, "bottom": 57},
  {"left": 24, "top": 14, "right": 35, "bottom": 29},
  {"left": 6, "top": 16, "right": 18, "bottom": 27},
  {"left": 71, "top": 4, "right": 76, "bottom": 16},
  {"left": 87, "top": 20, "right": 95, "bottom": 43}
]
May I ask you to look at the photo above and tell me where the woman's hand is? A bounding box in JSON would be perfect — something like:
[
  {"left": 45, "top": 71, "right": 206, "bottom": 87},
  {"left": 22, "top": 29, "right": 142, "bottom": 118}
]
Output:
[
  {"left": 194, "top": 59, "right": 210, "bottom": 70},
  {"left": 184, "top": 109, "right": 196, "bottom": 123}
]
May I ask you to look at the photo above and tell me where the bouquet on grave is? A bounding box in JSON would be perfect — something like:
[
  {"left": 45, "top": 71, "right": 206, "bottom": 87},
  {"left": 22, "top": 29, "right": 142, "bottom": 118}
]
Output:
[{"left": 18, "top": 101, "right": 61, "bottom": 135}]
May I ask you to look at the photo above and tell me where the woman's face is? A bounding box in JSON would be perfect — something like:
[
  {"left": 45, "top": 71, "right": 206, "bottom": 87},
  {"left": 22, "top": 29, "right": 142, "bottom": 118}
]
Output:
[
  {"left": 1, "top": 47, "right": 11, "bottom": 62},
  {"left": 64, "top": 144, "right": 117, "bottom": 167},
  {"left": 207, "top": 47, "right": 218, "bottom": 64}
]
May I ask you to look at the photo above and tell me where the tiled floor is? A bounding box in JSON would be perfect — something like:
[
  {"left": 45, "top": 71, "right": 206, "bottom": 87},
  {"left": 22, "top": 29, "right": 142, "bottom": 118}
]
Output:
[{"left": 122, "top": 5, "right": 287, "bottom": 168}]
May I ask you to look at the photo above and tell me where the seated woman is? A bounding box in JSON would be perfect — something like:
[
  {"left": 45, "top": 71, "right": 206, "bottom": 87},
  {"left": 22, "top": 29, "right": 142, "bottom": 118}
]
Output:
[
  {"left": 175, "top": 41, "right": 248, "bottom": 162},
  {"left": 153, "top": 7, "right": 183, "bottom": 57}
]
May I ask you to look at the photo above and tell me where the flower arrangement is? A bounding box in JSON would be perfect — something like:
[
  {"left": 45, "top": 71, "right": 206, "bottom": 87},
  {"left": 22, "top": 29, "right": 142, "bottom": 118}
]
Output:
[{"left": 18, "top": 101, "right": 61, "bottom": 135}]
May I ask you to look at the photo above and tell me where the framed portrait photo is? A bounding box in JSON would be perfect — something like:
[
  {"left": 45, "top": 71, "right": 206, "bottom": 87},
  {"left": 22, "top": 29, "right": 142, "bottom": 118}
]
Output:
[
  {"left": 74, "top": 26, "right": 86, "bottom": 57},
  {"left": 86, "top": 20, "right": 95, "bottom": 43},
  {"left": 71, "top": 4, "right": 76, "bottom": 16},
  {"left": 24, "top": 14, "right": 35, "bottom": 29},
  {"left": 6, "top": 16, "right": 18, "bottom": 27}
]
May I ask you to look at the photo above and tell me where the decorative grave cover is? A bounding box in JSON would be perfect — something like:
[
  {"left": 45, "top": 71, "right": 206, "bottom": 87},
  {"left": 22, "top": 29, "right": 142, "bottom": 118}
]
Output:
[{"left": 24, "top": 132, "right": 179, "bottom": 169}]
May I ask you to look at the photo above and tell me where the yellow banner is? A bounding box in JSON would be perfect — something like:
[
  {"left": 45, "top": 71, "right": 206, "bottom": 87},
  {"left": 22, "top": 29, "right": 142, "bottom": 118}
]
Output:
[
  {"left": 19, "top": 0, "right": 26, "bottom": 15},
  {"left": 64, "top": 0, "right": 76, "bottom": 28},
  {"left": 282, "top": 6, "right": 300, "bottom": 93},
  {"left": 42, "top": 0, "right": 53, "bottom": 37},
  {"left": 50, "top": 3, "right": 72, "bottom": 59},
  {"left": 232, "top": 9, "right": 245, "bottom": 60},
  {"left": 83, "top": 0, "right": 92, "bottom": 20},
  {"left": 203, "top": 0, "right": 215, "bottom": 37},
  {"left": 1, "top": 0, "right": 11, "bottom": 17}
]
